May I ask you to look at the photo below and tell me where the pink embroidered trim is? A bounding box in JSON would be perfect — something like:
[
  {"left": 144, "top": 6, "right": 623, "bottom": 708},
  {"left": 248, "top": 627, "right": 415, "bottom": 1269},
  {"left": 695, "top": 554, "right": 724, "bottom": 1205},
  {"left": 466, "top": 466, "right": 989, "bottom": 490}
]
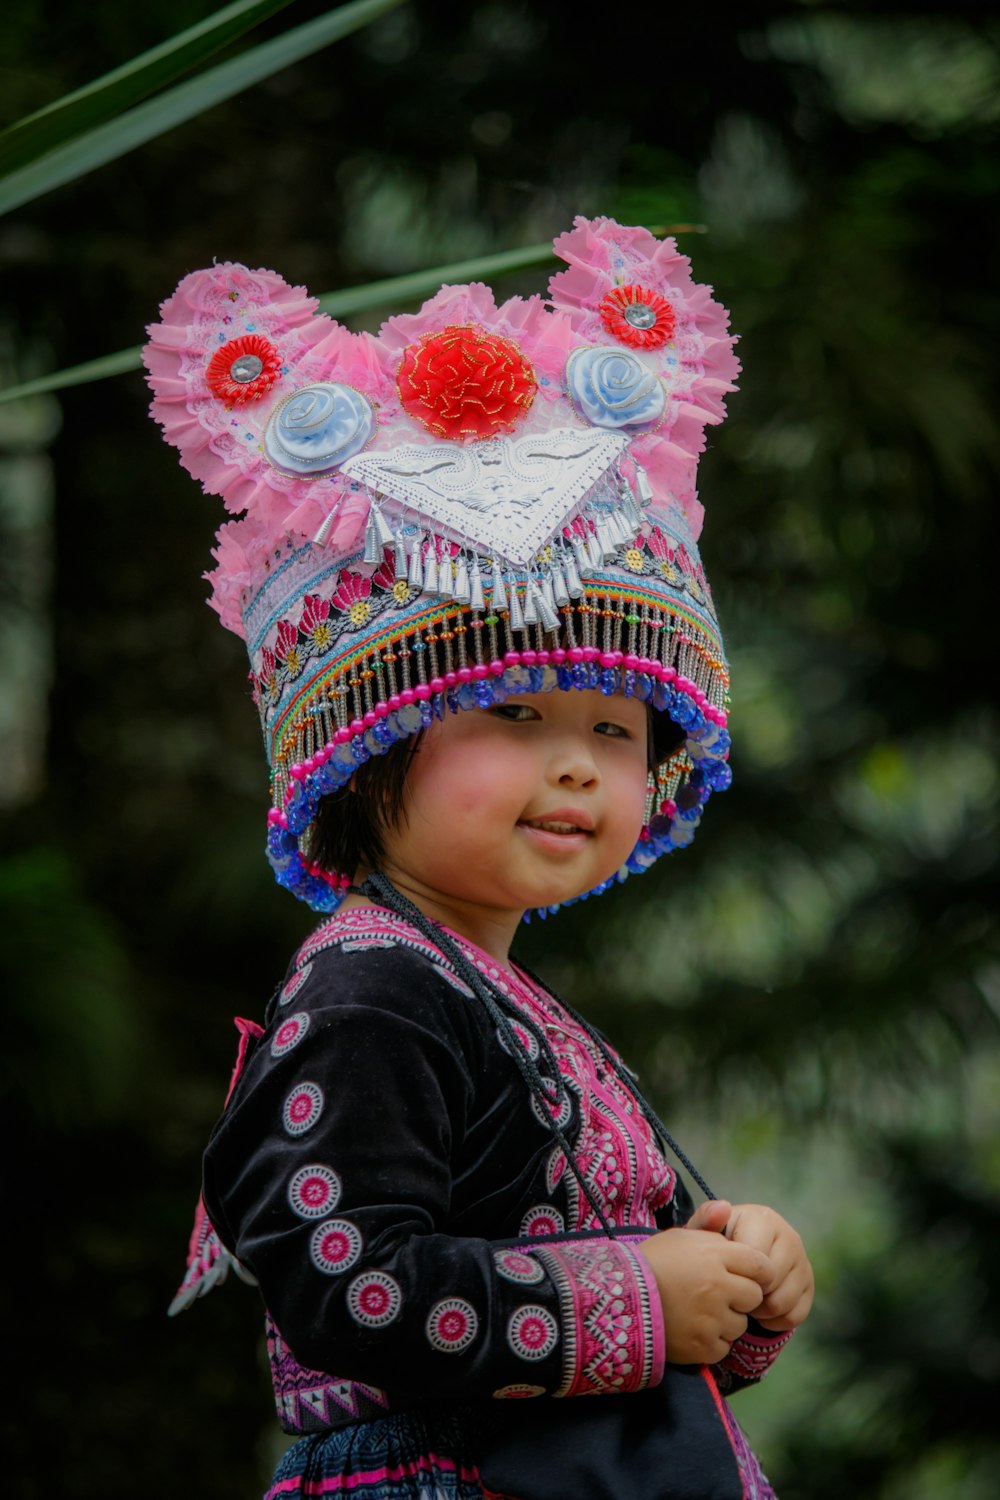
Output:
[
  {"left": 265, "top": 1455, "right": 483, "bottom": 1498},
  {"left": 266, "top": 1314, "right": 389, "bottom": 1434},
  {"left": 534, "top": 1237, "right": 664, "bottom": 1396},
  {"left": 701, "top": 1366, "right": 778, "bottom": 1499},
  {"left": 721, "top": 1328, "right": 793, "bottom": 1383}
]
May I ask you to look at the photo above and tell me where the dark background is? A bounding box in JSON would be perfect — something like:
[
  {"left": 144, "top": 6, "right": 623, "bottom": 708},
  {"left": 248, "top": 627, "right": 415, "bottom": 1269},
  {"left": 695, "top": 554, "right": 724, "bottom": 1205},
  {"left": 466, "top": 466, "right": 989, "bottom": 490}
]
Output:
[{"left": 1, "top": 2, "right": 997, "bottom": 1495}]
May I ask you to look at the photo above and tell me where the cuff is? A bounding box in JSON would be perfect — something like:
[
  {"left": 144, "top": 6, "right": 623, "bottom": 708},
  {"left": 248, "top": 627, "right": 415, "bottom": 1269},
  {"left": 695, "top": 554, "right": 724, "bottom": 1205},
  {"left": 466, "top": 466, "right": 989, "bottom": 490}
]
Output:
[
  {"left": 720, "top": 1325, "right": 793, "bottom": 1384},
  {"left": 533, "top": 1238, "right": 665, "bottom": 1397}
]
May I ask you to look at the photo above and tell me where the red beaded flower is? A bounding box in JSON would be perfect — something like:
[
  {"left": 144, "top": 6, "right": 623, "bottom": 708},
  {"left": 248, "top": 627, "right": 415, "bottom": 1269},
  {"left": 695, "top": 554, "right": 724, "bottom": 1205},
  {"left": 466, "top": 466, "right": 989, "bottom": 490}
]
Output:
[
  {"left": 598, "top": 285, "right": 676, "bottom": 349},
  {"left": 396, "top": 324, "right": 536, "bottom": 440},
  {"left": 206, "top": 334, "right": 282, "bottom": 405}
]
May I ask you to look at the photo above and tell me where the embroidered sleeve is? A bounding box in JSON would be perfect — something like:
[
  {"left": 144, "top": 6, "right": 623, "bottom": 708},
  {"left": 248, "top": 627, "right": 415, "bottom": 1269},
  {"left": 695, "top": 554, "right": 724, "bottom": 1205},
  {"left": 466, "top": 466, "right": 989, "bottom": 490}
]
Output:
[
  {"left": 714, "top": 1322, "right": 794, "bottom": 1394},
  {"left": 202, "top": 943, "right": 664, "bottom": 1415}
]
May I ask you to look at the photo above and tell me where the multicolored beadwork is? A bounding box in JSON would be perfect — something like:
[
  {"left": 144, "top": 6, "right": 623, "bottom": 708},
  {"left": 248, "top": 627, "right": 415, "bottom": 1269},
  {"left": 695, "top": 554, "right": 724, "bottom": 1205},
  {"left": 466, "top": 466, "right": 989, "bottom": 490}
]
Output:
[{"left": 144, "top": 217, "right": 740, "bottom": 913}]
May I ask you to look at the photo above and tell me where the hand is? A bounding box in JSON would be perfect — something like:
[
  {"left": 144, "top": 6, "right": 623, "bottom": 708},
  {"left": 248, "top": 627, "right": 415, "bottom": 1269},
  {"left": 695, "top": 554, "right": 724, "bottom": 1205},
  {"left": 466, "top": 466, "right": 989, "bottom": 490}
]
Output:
[
  {"left": 637, "top": 1216, "right": 773, "bottom": 1365},
  {"left": 718, "top": 1203, "right": 814, "bottom": 1332}
]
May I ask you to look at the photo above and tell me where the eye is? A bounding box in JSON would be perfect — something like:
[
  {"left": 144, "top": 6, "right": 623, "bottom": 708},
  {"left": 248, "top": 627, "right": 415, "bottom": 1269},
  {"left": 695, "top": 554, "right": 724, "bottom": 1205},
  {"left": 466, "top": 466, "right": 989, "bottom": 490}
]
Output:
[
  {"left": 488, "top": 703, "right": 541, "bottom": 722},
  {"left": 594, "top": 720, "right": 633, "bottom": 739}
]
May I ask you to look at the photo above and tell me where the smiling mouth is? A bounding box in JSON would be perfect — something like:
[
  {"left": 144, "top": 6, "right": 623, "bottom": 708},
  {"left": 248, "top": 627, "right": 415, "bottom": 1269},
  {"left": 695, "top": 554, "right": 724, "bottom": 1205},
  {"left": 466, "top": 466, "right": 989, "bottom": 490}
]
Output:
[{"left": 519, "top": 819, "right": 592, "bottom": 835}]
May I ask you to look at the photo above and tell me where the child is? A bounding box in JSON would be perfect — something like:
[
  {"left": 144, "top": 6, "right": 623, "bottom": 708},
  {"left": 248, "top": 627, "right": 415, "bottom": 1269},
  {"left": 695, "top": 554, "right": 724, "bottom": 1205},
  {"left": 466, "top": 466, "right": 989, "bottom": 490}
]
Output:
[{"left": 146, "top": 216, "right": 813, "bottom": 1500}]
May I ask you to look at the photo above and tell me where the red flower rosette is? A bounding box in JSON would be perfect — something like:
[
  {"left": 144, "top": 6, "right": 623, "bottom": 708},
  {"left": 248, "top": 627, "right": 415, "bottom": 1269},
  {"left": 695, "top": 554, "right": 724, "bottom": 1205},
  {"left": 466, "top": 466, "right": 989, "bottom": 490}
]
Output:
[
  {"left": 396, "top": 323, "right": 536, "bottom": 440},
  {"left": 206, "top": 333, "right": 282, "bottom": 405},
  {"left": 599, "top": 285, "right": 676, "bottom": 349}
]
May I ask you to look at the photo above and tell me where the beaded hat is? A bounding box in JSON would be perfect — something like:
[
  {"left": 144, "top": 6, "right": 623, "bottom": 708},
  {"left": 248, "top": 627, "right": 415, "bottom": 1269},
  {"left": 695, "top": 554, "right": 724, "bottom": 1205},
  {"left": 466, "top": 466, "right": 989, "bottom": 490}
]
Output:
[{"left": 144, "top": 216, "right": 739, "bottom": 913}]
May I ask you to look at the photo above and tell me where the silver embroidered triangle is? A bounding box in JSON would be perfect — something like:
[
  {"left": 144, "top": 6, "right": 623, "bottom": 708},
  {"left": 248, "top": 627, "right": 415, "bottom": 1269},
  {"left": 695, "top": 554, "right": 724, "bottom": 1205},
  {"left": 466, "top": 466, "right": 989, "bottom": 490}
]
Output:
[{"left": 342, "top": 428, "right": 628, "bottom": 567}]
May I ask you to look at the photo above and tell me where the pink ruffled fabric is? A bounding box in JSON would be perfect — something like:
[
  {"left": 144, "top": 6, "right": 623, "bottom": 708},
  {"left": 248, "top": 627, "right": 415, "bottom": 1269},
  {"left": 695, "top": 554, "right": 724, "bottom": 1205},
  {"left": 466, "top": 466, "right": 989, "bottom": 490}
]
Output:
[
  {"left": 549, "top": 217, "right": 739, "bottom": 539},
  {"left": 148, "top": 219, "right": 739, "bottom": 637}
]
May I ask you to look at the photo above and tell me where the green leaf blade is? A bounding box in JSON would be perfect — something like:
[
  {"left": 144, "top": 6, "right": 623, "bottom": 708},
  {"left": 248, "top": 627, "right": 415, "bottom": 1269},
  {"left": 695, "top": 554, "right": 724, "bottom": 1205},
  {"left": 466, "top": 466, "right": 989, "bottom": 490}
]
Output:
[
  {"left": 0, "top": 0, "right": 300, "bottom": 177},
  {"left": 0, "top": 0, "right": 407, "bottom": 218}
]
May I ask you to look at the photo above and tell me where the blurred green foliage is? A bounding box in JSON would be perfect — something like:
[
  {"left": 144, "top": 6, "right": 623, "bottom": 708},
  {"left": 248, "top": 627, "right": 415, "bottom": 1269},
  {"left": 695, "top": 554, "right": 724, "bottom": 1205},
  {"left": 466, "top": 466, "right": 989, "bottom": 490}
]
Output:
[{"left": 0, "top": 2, "right": 996, "bottom": 1496}]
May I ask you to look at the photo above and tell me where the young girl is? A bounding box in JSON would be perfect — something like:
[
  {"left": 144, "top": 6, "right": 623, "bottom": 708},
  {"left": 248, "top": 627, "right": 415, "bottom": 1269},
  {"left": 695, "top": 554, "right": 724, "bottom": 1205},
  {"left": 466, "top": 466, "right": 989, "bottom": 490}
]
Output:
[{"left": 146, "top": 216, "right": 813, "bottom": 1500}]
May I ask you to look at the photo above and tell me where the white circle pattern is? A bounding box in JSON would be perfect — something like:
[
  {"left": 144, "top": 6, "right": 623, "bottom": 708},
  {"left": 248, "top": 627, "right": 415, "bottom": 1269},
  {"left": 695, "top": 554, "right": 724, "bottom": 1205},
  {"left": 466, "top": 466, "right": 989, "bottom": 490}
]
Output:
[
  {"left": 347, "top": 1272, "right": 402, "bottom": 1328},
  {"left": 309, "top": 1218, "right": 362, "bottom": 1276},
  {"left": 520, "top": 1205, "right": 565, "bottom": 1238},
  {"left": 282, "top": 1081, "right": 324, "bottom": 1136},
  {"left": 280, "top": 963, "right": 312, "bottom": 1006},
  {"left": 271, "top": 1011, "right": 311, "bottom": 1058},
  {"left": 507, "top": 1305, "right": 559, "bottom": 1362},
  {"left": 493, "top": 1249, "right": 545, "bottom": 1285},
  {"left": 425, "top": 1297, "right": 479, "bottom": 1354},
  {"left": 288, "top": 1164, "right": 342, "bottom": 1219}
]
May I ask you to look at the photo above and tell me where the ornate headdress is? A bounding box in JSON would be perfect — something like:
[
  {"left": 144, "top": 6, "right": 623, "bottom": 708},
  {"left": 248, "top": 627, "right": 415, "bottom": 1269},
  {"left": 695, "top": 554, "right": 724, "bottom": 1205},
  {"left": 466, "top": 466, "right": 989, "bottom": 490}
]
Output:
[{"left": 144, "top": 217, "right": 739, "bottom": 913}]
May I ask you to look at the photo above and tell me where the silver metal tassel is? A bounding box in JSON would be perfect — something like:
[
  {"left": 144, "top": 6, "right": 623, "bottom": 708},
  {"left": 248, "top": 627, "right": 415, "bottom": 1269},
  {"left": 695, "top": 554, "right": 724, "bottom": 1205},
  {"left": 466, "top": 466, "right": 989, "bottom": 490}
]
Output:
[
  {"left": 571, "top": 536, "right": 590, "bottom": 578},
  {"left": 469, "top": 558, "right": 485, "bottom": 611},
  {"left": 523, "top": 581, "right": 539, "bottom": 625},
  {"left": 586, "top": 532, "right": 603, "bottom": 569},
  {"left": 454, "top": 555, "right": 471, "bottom": 604},
  {"left": 438, "top": 552, "right": 453, "bottom": 597},
  {"left": 551, "top": 561, "right": 570, "bottom": 606},
  {"left": 408, "top": 535, "right": 424, "bottom": 589},
  {"left": 313, "top": 508, "right": 336, "bottom": 546},
  {"left": 491, "top": 569, "right": 508, "bottom": 613},
  {"left": 363, "top": 508, "right": 381, "bottom": 564},
  {"left": 634, "top": 465, "right": 653, "bottom": 505},
  {"left": 394, "top": 533, "right": 409, "bottom": 581},
  {"left": 508, "top": 584, "right": 525, "bottom": 631},
  {"left": 563, "top": 547, "right": 584, "bottom": 598},
  {"left": 372, "top": 501, "right": 394, "bottom": 548},
  {"left": 599, "top": 522, "right": 618, "bottom": 563},
  {"left": 423, "top": 548, "right": 439, "bottom": 595},
  {"left": 536, "top": 582, "right": 560, "bottom": 633}
]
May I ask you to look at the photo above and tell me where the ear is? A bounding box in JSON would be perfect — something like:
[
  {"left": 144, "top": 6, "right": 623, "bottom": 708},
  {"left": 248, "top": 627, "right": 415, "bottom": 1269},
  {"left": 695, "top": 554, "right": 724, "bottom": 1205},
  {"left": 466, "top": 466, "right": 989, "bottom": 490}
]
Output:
[{"left": 144, "top": 264, "right": 391, "bottom": 541}]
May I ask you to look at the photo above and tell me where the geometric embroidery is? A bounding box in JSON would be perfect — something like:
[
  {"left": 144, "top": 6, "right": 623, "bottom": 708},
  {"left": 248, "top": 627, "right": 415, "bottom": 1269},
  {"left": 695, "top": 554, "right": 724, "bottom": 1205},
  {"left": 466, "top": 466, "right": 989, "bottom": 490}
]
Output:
[
  {"left": 282, "top": 1081, "right": 324, "bottom": 1136},
  {"left": 309, "top": 1217, "right": 363, "bottom": 1276},
  {"left": 346, "top": 1271, "right": 402, "bottom": 1328},
  {"left": 507, "top": 1304, "right": 559, "bottom": 1362},
  {"left": 288, "top": 1163, "right": 342, "bottom": 1219},
  {"left": 536, "top": 1238, "right": 660, "bottom": 1396},
  {"left": 520, "top": 1204, "right": 565, "bottom": 1238},
  {"left": 425, "top": 1297, "right": 479, "bottom": 1354},
  {"left": 279, "top": 961, "right": 312, "bottom": 1006},
  {"left": 265, "top": 1314, "right": 389, "bottom": 1434},
  {"left": 271, "top": 1011, "right": 311, "bottom": 1058},
  {"left": 493, "top": 1248, "right": 546, "bottom": 1285},
  {"left": 492, "top": 1383, "right": 546, "bottom": 1398}
]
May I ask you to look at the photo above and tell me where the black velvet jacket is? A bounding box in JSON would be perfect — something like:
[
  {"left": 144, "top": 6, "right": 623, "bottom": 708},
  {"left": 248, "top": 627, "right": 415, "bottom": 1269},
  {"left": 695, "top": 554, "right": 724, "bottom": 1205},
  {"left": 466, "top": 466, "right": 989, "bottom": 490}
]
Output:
[{"left": 201, "top": 907, "right": 788, "bottom": 1497}]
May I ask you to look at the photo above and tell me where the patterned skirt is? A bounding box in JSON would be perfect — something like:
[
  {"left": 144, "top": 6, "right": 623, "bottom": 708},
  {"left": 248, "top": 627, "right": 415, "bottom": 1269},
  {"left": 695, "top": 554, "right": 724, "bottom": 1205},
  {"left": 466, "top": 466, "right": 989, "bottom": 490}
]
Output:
[{"left": 265, "top": 1411, "right": 491, "bottom": 1499}]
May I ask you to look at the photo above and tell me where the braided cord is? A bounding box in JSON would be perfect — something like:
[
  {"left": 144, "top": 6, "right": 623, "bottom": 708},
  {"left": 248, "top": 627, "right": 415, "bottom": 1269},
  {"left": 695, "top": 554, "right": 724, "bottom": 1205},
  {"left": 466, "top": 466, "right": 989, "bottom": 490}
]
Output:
[
  {"left": 362, "top": 873, "right": 615, "bottom": 1236},
  {"left": 516, "top": 961, "right": 716, "bottom": 1201}
]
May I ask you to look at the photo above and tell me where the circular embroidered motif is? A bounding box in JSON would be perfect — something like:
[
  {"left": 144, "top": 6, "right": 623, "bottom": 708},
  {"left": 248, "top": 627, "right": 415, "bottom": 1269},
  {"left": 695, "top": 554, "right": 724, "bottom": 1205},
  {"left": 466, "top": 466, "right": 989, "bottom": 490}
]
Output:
[
  {"left": 288, "top": 1164, "right": 342, "bottom": 1219},
  {"left": 507, "top": 1305, "right": 559, "bottom": 1362},
  {"left": 546, "top": 1148, "right": 567, "bottom": 1194},
  {"left": 530, "top": 1083, "right": 573, "bottom": 1133},
  {"left": 282, "top": 1081, "right": 324, "bottom": 1136},
  {"left": 426, "top": 1297, "right": 479, "bottom": 1354},
  {"left": 493, "top": 1249, "right": 545, "bottom": 1285},
  {"left": 496, "top": 1021, "right": 540, "bottom": 1062},
  {"left": 520, "top": 1205, "right": 565, "bottom": 1238},
  {"left": 347, "top": 1272, "right": 402, "bottom": 1328},
  {"left": 493, "top": 1383, "right": 546, "bottom": 1399},
  {"left": 280, "top": 962, "right": 312, "bottom": 1006},
  {"left": 271, "top": 1011, "right": 311, "bottom": 1058},
  {"left": 309, "top": 1218, "right": 363, "bottom": 1276}
]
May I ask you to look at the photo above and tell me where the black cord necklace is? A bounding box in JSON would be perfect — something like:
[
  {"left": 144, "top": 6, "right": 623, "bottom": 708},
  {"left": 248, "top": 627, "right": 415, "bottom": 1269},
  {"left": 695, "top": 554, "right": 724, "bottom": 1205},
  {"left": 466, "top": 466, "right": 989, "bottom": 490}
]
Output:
[{"left": 360, "top": 872, "right": 716, "bottom": 1224}]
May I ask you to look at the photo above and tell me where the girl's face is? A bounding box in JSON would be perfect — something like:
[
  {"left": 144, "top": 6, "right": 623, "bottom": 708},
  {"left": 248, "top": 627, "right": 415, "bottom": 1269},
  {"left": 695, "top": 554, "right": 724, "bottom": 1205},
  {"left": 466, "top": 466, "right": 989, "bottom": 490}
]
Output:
[{"left": 373, "top": 688, "right": 650, "bottom": 955}]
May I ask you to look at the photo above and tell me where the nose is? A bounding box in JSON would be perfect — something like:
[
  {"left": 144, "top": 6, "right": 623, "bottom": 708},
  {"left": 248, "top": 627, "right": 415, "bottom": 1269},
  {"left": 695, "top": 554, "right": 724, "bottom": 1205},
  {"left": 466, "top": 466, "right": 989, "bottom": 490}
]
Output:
[{"left": 549, "top": 736, "right": 599, "bottom": 790}]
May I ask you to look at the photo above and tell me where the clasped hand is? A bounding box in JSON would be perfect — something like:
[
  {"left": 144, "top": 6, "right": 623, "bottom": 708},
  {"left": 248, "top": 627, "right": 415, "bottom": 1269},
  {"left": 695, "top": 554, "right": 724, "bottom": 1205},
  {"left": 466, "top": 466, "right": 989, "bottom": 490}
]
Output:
[{"left": 637, "top": 1200, "right": 814, "bottom": 1365}]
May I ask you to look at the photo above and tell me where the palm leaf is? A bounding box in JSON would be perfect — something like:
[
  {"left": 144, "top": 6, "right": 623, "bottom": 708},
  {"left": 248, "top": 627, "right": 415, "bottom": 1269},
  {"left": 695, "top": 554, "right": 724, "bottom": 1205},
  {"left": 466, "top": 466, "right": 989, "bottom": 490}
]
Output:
[
  {"left": 0, "top": 0, "right": 299, "bottom": 177},
  {"left": 0, "top": 0, "right": 406, "bottom": 217}
]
